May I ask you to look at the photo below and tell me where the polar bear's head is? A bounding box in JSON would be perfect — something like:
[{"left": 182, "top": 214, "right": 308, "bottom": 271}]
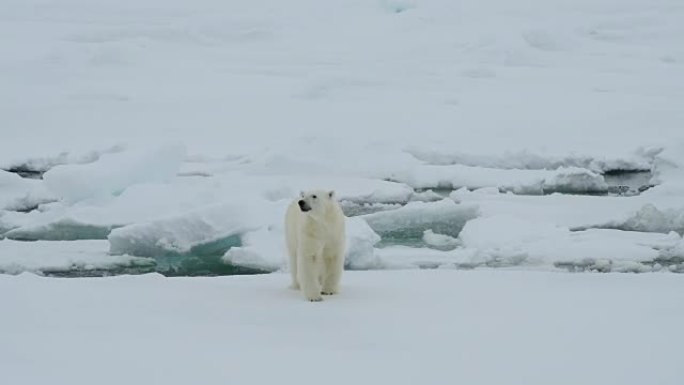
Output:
[{"left": 298, "top": 190, "right": 335, "bottom": 213}]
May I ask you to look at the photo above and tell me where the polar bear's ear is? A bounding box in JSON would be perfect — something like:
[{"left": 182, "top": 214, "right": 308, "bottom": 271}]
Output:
[{"left": 328, "top": 190, "right": 335, "bottom": 198}]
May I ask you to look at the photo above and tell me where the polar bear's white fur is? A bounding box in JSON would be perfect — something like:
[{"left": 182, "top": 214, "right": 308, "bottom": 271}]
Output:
[{"left": 285, "top": 189, "right": 346, "bottom": 301}]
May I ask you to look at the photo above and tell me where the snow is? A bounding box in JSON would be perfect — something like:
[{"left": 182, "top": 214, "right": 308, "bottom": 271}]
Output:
[
  {"left": 659, "top": 238, "right": 684, "bottom": 271},
  {"left": 107, "top": 202, "right": 265, "bottom": 257},
  {"left": 459, "top": 216, "right": 683, "bottom": 271},
  {"left": 43, "top": 145, "right": 185, "bottom": 203},
  {"left": 1, "top": 270, "right": 683, "bottom": 385},
  {"left": 2, "top": 0, "right": 683, "bottom": 162},
  {"left": 405, "top": 145, "right": 660, "bottom": 173},
  {"left": 391, "top": 165, "right": 608, "bottom": 194},
  {"left": 460, "top": 216, "right": 570, "bottom": 250},
  {"left": 2, "top": 219, "right": 117, "bottom": 242},
  {"left": 373, "top": 245, "right": 477, "bottom": 269},
  {"left": 422, "top": 229, "right": 460, "bottom": 250},
  {"left": 341, "top": 217, "right": 383, "bottom": 269},
  {"left": 0, "top": 173, "right": 411, "bottom": 239},
  {"left": 0, "top": 239, "right": 152, "bottom": 275},
  {"left": 451, "top": 187, "right": 684, "bottom": 233},
  {"left": 609, "top": 203, "right": 684, "bottom": 234},
  {"left": 0, "top": 171, "right": 54, "bottom": 212}
]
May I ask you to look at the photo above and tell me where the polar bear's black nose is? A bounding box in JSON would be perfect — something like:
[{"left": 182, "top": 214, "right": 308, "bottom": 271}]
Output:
[{"left": 298, "top": 199, "right": 311, "bottom": 212}]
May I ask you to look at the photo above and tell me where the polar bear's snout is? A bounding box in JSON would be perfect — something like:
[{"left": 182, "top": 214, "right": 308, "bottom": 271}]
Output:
[{"left": 298, "top": 199, "right": 311, "bottom": 212}]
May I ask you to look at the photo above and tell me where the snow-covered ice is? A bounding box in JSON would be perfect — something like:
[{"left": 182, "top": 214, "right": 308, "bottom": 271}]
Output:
[
  {"left": 459, "top": 216, "right": 683, "bottom": 272},
  {"left": 1, "top": 270, "right": 683, "bottom": 385},
  {"left": 390, "top": 165, "right": 609, "bottom": 195},
  {"left": 0, "top": 239, "right": 153, "bottom": 275},
  {"left": 0, "top": 170, "right": 54, "bottom": 212},
  {"left": 42, "top": 144, "right": 185, "bottom": 203},
  {"left": 363, "top": 199, "right": 479, "bottom": 246},
  {"left": 422, "top": 229, "right": 461, "bottom": 250}
]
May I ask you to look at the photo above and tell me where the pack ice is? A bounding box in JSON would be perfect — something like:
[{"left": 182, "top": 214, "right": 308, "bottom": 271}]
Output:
[{"left": 1, "top": 0, "right": 684, "bottom": 276}]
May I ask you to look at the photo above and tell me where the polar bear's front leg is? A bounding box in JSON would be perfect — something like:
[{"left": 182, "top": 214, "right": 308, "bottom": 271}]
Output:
[
  {"left": 322, "top": 248, "right": 344, "bottom": 295},
  {"left": 297, "top": 242, "right": 323, "bottom": 302},
  {"left": 298, "top": 254, "right": 323, "bottom": 301}
]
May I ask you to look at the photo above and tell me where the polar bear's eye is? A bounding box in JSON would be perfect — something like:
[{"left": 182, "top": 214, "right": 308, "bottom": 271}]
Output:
[{"left": 312, "top": 195, "right": 317, "bottom": 199}]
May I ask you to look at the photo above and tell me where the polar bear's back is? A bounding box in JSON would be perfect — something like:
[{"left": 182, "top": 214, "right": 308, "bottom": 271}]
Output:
[{"left": 325, "top": 202, "right": 346, "bottom": 245}]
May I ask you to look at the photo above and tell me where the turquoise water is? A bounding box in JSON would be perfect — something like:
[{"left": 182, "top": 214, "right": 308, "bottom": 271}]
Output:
[{"left": 153, "top": 235, "right": 266, "bottom": 276}]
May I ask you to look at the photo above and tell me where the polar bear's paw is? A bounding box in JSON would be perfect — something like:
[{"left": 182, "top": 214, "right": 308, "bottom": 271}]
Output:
[
  {"left": 307, "top": 295, "right": 323, "bottom": 302},
  {"left": 321, "top": 289, "right": 337, "bottom": 296}
]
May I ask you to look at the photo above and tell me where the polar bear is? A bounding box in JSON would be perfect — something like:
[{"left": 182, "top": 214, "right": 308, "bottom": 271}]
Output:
[{"left": 285, "top": 189, "right": 346, "bottom": 302}]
